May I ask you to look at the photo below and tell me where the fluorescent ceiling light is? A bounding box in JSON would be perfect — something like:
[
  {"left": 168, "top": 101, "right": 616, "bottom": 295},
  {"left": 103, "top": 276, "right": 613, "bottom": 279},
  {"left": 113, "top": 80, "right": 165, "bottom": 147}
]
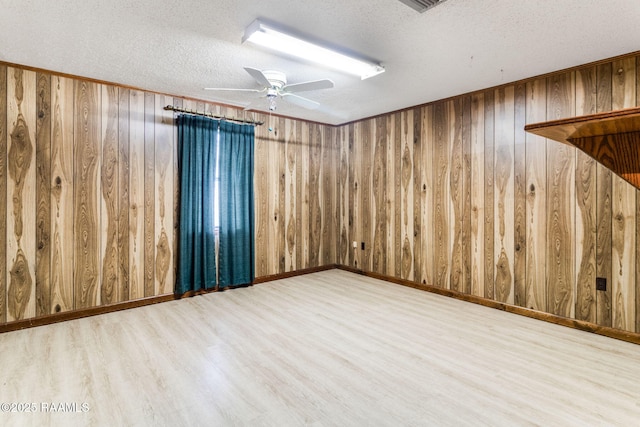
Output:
[{"left": 243, "top": 19, "right": 385, "bottom": 80}]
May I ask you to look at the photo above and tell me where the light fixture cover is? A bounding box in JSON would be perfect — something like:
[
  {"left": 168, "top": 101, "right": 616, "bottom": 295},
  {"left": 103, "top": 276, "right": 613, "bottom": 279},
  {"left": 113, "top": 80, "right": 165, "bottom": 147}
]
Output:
[{"left": 242, "top": 19, "right": 385, "bottom": 80}]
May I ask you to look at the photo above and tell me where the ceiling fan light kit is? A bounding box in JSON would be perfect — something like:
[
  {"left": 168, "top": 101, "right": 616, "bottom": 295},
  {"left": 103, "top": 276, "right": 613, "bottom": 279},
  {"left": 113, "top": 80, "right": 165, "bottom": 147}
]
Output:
[{"left": 242, "top": 19, "right": 385, "bottom": 80}]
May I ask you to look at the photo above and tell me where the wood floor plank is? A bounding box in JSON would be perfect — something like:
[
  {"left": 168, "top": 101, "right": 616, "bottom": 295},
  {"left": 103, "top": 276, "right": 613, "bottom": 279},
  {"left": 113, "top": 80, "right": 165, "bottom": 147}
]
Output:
[{"left": 1, "top": 270, "right": 639, "bottom": 426}]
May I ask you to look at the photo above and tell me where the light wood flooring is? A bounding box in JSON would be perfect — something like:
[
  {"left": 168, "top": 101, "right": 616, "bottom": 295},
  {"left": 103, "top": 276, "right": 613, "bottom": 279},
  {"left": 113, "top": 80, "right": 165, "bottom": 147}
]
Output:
[{"left": 1, "top": 269, "right": 639, "bottom": 426}]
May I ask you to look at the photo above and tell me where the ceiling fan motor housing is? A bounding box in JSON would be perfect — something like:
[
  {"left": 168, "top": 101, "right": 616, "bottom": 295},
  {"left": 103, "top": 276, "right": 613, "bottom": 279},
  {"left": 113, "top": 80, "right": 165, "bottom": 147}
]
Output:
[{"left": 262, "top": 70, "right": 287, "bottom": 88}]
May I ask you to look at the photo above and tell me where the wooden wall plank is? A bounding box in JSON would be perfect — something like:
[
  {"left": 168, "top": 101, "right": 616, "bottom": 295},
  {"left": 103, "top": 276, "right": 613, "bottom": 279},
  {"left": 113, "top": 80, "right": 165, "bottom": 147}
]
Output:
[
  {"left": 494, "top": 86, "right": 515, "bottom": 305},
  {"left": 483, "top": 91, "right": 495, "bottom": 300},
  {"left": 611, "top": 57, "right": 636, "bottom": 332},
  {"left": 433, "top": 103, "right": 449, "bottom": 287},
  {"left": 308, "top": 124, "right": 322, "bottom": 268},
  {"left": 400, "top": 111, "right": 414, "bottom": 280},
  {"left": 392, "top": 113, "right": 402, "bottom": 278},
  {"left": 384, "top": 114, "right": 397, "bottom": 277},
  {"left": 128, "top": 90, "right": 145, "bottom": 300},
  {"left": 50, "top": 76, "right": 74, "bottom": 313},
  {"left": 254, "top": 115, "right": 269, "bottom": 277},
  {"left": 143, "top": 92, "right": 155, "bottom": 297},
  {"left": 300, "top": 121, "right": 310, "bottom": 269},
  {"left": 612, "top": 180, "right": 636, "bottom": 331},
  {"left": 293, "top": 120, "right": 302, "bottom": 270},
  {"left": 347, "top": 123, "right": 358, "bottom": 268},
  {"left": 574, "top": 67, "right": 597, "bottom": 322},
  {"left": 595, "top": 62, "right": 613, "bottom": 327},
  {"left": 171, "top": 98, "right": 181, "bottom": 295},
  {"left": 7, "top": 68, "right": 37, "bottom": 321},
  {"left": 513, "top": 84, "right": 526, "bottom": 307},
  {"left": 154, "top": 95, "right": 173, "bottom": 295},
  {"left": 422, "top": 105, "right": 434, "bottom": 286},
  {"left": 525, "top": 78, "right": 547, "bottom": 311},
  {"left": 449, "top": 99, "right": 463, "bottom": 292},
  {"left": 275, "top": 117, "right": 286, "bottom": 272},
  {"left": 35, "top": 72, "right": 51, "bottom": 317},
  {"left": 470, "top": 93, "right": 485, "bottom": 298},
  {"left": 372, "top": 117, "right": 387, "bottom": 274},
  {"left": 285, "top": 118, "right": 298, "bottom": 270},
  {"left": 546, "top": 72, "right": 576, "bottom": 318},
  {"left": 100, "top": 85, "right": 119, "bottom": 305},
  {"left": 118, "top": 88, "right": 130, "bottom": 301},
  {"left": 413, "top": 108, "right": 425, "bottom": 284},
  {"left": 73, "top": 80, "right": 101, "bottom": 309},
  {"left": 0, "top": 65, "right": 6, "bottom": 322},
  {"left": 637, "top": 56, "right": 640, "bottom": 333},
  {"left": 321, "top": 124, "right": 335, "bottom": 266},
  {"left": 461, "top": 97, "right": 472, "bottom": 294},
  {"left": 360, "top": 120, "right": 372, "bottom": 271},
  {"left": 337, "top": 126, "right": 348, "bottom": 266}
]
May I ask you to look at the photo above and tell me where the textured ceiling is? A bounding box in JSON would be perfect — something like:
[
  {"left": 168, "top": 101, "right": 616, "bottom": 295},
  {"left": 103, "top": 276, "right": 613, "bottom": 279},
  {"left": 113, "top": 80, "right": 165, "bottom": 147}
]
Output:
[{"left": 0, "top": 0, "right": 639, "bottom": 125}]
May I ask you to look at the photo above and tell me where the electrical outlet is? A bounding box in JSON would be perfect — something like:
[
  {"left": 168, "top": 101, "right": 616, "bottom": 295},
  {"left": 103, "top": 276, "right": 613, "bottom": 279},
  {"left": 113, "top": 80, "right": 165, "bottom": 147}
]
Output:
[
  {"left": 596, "top": 277, "right": 607, "bottom": 291},
  {"left": 361, "top": 242, "right": 365, "bottom": 250},
  {"left": 352, "top": 241, "right": 357, "bottom": 248}
]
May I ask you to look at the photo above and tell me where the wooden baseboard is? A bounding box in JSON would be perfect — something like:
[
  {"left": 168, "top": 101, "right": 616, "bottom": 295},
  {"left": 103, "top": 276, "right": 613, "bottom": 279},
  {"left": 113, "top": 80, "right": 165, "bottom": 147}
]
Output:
[
  {"left": 252, "top": 264, "right": 337, "bottom": 284},
  {"left": 337, "top": 265, "right": 640, "bottom": 346},
  {"left": 3, "top": 263, "right": 638, "bottom": 346},
  {"left": 0, "top": 294, "right": 178, "bottom": 333},
  {"left": 0, "top": 264, "right": 338, "bottom": 333}
]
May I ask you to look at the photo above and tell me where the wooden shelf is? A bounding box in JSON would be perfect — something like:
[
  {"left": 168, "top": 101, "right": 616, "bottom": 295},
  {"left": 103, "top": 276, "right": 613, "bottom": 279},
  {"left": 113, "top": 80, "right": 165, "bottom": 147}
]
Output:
[{"left": 525, "top": 107, "right": 640, "bottom": 189}]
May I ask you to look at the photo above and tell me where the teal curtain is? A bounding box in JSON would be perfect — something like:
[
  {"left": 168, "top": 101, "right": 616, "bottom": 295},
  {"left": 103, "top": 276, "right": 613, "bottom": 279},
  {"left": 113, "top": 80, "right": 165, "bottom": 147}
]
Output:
[
  {"left": 177, "top": 115, "right": 218, "bottom": 293},
  {"left": 218, "top": 120, "right": 255, "bottom": 287}
]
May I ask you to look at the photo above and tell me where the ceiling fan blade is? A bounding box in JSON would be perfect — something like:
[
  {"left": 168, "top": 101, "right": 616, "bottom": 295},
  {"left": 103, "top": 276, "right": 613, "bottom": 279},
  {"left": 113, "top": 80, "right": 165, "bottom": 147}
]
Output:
[
  {"left": 282, "top": 93, "right": 320, "bottom": 110},
  {"left": 244, "top": 67, "right": 272, "bottom": 88},
  {"left": 282, "top": 79, "right": 334, "bottom": 93},
  {"left": 204, "top": 87, "right": 263, "bottom": 92}
]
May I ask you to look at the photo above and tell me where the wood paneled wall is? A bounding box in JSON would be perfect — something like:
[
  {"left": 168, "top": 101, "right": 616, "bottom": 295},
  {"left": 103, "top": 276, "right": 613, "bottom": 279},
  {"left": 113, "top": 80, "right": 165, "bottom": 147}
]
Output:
[
  {"left": 3, "top": 52, "right": 639, "bottom": 336},
  {"left": 339, "top": 53, "right": 640, "bottom": 334},
  {"left": 0, "top": 63, "right": 338, "bottom": 326}
]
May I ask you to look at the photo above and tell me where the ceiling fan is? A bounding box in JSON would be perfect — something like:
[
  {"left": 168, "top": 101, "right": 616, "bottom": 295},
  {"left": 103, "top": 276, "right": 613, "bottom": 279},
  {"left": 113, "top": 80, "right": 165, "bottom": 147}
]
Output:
[{"left": 205, "top": 67, "right": 334, "bottom": 111}]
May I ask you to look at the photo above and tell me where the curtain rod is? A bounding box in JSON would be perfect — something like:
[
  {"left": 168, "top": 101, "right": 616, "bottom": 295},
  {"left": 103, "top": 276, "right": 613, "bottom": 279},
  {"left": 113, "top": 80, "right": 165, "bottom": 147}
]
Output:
[{"left": 164, "top": 105, "right": 264, "bottom": 126}]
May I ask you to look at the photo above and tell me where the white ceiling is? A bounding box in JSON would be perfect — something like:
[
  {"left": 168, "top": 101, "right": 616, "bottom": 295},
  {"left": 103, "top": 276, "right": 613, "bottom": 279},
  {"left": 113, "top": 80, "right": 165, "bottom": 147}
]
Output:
[{"left": 1, "top": 0, "right": 638, "bottom": 125}]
